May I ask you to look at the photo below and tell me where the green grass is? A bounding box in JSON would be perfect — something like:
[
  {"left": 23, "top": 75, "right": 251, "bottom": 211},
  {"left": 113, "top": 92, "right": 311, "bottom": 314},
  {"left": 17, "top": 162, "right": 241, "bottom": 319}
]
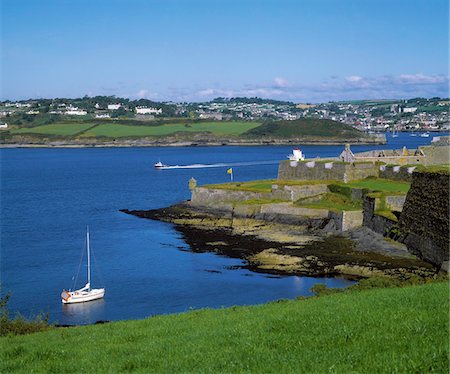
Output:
[
  {"left": 295, "top": 192, "right": 362, "bottom": 211},
  {"left": 243, "top": 118, "right": 366, "bottom": 139},
  {"left": 343, "top": 178, "right": 411, "bottom": 193},
  {"left": 81, "top": 121, "right": 261, "bottom": 138},
  {"left": 1, "top": 282, "right": 448, "bottom": 372},
  {"left": 9, "top": 123, "right": 94, "bottom": 136},
  {"left": 206, "top": 180, "right": 277, "bottom": 192},
  {"left": 416, "top": 164, "right": 450, "bottom": 174},
  {"left": 205, "top": 179, "right": 337, "bottom": 193}
]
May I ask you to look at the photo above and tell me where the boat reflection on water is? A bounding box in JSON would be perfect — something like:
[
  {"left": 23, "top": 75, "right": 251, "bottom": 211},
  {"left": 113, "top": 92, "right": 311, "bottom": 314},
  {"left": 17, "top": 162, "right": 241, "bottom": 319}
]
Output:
[{"left": 62, "top": 298, "right": 106, "bottom": 325}]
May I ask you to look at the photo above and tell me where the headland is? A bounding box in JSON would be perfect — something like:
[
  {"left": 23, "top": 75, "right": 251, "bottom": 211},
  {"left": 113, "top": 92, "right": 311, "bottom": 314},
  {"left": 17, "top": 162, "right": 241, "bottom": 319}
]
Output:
[
  {"left": 123, "top": 139, "right": 450, "bottom": 280},
  {"left": 0, "top": 118, "right": 386, "bottom": 148}
]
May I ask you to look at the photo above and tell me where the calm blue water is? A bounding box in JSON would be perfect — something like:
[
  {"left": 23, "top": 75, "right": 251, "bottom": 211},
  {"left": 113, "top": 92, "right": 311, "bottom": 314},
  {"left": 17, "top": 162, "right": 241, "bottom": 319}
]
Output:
[{"left": 0, "top": 132, "right": 443, "bottom": 324}]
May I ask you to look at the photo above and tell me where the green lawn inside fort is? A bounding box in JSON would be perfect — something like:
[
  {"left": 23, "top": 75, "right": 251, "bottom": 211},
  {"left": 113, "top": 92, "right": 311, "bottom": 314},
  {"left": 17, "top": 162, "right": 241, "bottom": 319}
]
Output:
[
  {"left": 343, "top": 178, "right": 411, "bottom": 193},
  {"left": 1, "top": 282, "right": 448, "bottom": 372},
  {"left": 203, "top": 177, "right": 412, "bottom": 213},
  {"left": 205, "top": 179, "right": 341, "bottom": 193},
  {"left": 205, "top": 177, "right": 411, "bottom": 195},
  {"left": 295, "top": 192, "right": 363, "bottom": 211}
]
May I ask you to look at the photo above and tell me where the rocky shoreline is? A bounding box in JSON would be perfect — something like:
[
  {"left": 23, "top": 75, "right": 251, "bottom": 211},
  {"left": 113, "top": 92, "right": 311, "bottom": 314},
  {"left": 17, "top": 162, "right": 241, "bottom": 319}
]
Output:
[
  {"left": 120, "top": 203, "right": 439, "bottom": 280},
  {"left": 0, "top": 134, "right": 386, "bottom": 148}
]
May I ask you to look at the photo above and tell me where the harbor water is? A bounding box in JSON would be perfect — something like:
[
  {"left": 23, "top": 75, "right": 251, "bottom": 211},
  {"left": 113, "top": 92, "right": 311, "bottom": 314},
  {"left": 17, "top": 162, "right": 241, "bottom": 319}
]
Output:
[{"left": 0, "top": 132, "right": 443, "bottom": 324}]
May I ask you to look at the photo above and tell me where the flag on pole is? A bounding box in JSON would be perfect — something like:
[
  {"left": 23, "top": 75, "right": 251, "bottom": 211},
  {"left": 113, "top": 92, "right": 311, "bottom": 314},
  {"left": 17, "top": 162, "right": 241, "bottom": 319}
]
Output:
[{"left": 227, "top": 167, "right": 233, "bottom": 181}]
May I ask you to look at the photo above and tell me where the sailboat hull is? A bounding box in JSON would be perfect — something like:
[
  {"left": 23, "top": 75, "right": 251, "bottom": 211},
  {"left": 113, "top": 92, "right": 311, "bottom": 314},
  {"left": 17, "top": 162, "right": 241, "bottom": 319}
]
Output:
[{"left": 62, "top": 288, "right": 105, "bottom": 304}]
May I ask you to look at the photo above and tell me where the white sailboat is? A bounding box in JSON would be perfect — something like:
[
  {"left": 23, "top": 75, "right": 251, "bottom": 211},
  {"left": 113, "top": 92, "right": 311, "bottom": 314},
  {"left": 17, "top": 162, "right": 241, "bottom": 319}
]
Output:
[{"left": 61, "top": 228, "right": 105, "bottom": 304}]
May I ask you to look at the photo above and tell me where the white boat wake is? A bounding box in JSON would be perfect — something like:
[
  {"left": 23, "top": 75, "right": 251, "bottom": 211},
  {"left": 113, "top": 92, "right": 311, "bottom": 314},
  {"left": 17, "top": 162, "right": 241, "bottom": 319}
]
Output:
[{"left": 156, "top": 160, "right": 280, "bottom": 170}]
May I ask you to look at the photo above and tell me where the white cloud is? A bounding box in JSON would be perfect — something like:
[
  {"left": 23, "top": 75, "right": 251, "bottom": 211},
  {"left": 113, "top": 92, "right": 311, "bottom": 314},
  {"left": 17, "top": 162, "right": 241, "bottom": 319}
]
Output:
[
  {"left": 345, "top": 75, "right": 363, "bottom": 82},
  {"left": 172, "top": 72, "right": 449, "bottom": 103},
  {"left": 274, "top": 77, "right": 289, "bottom": 87},
  {"left": 136, "top": 89, "right": 149, "bottom": 98},
  {"left": 397, "top": 73, "right": 447, "bottom": 84},
  {"left": 133, "top": 89, "right": 159, "bottom": 100},
  {"left": 197, "top": 88, "right": 217, "bottom": 96}
]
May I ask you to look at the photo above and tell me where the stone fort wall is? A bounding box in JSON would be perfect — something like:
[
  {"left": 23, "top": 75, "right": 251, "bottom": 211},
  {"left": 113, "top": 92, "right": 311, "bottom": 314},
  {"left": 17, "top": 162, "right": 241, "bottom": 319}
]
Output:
[{"left": 277, "top": 160, "right": 379, "bottom": 182}]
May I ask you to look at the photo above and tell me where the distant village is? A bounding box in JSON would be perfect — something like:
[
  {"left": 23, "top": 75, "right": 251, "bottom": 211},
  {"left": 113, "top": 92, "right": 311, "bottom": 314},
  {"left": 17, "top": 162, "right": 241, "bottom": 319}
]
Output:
[{"left": 0, "top": 96, "right": 448, "bottom": 132}]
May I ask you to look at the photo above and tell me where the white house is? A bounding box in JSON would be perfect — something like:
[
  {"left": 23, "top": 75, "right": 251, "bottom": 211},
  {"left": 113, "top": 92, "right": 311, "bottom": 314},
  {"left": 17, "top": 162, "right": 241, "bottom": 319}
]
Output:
[
  {"left": 108, "top": 104, "right": 122, "bottom": 110},
  {"left": 95, "top": 113, "right": 110, "bottom": 118},
  {"left": 0, "top": 123, "right": 8, "bottom": 129},
  {"left": 66, "top": 107, "right": 87, "bottom": 115},
  {"left": 135, "top": 106, "right": 162, "bottom": 115},
  {"left": 403, "top": 107, "right": 418, "bottom": 113}
]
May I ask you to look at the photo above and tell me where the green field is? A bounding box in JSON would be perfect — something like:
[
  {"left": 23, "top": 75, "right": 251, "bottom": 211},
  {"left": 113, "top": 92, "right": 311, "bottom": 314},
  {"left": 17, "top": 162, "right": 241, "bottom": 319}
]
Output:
[
  {"left": 206, "top": 179, "right": 336, "bottom": 193},
  {"left": 5, "top": 118, "right": 374, "bottom": 141},
  {"left": 243, "top": 118, "right": 365, "bottom": 139},
  {"left": 296, "top": 192, "right": 362, "bottom": 211},
  {"left": 7, "top": 121, "right": 261, "bottom": 138},
  {"left": 1, "top": 282, "right": 447, "bottom": 372},
  {"left": 9, "top": 123, "right": 94, "bottom": 136},
  {"left": 82, "top": 121, "right": 261, "bottom": 138},
  {"left": 344, "top": 178, "right": 411, "bottom": 193}
]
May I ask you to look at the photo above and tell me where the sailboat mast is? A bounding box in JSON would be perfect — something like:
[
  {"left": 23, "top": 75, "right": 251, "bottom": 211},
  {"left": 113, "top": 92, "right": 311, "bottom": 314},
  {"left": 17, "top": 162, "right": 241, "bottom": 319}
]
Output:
[{"left": 87, "top": 227, "right": 91, "bottom": 290}]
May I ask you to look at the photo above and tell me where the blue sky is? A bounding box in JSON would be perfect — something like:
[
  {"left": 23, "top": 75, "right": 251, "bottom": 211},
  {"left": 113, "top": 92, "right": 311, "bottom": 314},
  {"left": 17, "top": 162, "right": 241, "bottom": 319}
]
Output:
[{"left": 1, "top": 0, "right": 448, "bottom": 102}]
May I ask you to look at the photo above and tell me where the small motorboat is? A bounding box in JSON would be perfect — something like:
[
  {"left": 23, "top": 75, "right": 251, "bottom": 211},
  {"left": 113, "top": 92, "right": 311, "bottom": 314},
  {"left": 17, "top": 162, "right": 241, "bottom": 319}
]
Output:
[
  {"left": 420, "top": 132, "right": 430, "bottom": 138},
  {"left": 154, "top": 161, "right": 168, "bottom": 168}
]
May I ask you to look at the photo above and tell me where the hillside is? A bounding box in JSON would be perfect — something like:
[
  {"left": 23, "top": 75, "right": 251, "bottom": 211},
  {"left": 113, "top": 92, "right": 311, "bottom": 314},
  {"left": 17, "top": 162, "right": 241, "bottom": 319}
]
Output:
[
  {"left": 1, "top": 282, "right": 448, "bottom": 372},
  {"left": 1, "top": 118, "right": 383, "bottom": 147},
  {"left": 243, "top": 118, "right": 365, "bottom": 139}
]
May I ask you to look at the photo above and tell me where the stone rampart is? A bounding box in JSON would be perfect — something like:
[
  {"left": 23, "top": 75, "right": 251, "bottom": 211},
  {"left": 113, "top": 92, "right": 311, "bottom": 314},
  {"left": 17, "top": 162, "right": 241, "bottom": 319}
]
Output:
[
  {"left": 271, "top": 183, "right": 329, "bottom": 201},
  {"left": 362, "top": 195, "right": 397, "bottom": 235},
  {"left": 189, "top": 186, "right": 364, "bottom": 231},
  {"left": 342, "top": 210, "right": 364, "bottom": 231},
  {"left": 385, "top": 195, "right": 407, "bottom": 212},
  {"left": 191, "top": 187, "right": 273, "bottom": 205},
  {"left": 260, "top": 203, "right": 329, "bottom": 218},
  {"left": 379, "top": 165, "right": 417, "bottom": 182},
  {"left": 420, "top": 145, "right": 450, "bottom": 165},
  {"left": 398, "top": 170, "right": 450, "bottom": 271},
  {"left": 277, "top": 160, "right": 378, "bottom": 182}
]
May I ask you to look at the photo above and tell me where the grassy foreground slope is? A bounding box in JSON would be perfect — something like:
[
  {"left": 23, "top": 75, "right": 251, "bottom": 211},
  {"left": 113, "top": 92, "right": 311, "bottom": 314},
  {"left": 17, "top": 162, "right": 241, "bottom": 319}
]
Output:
[{"left": 1, "top": 282, "right": 448, "bottom": 372}]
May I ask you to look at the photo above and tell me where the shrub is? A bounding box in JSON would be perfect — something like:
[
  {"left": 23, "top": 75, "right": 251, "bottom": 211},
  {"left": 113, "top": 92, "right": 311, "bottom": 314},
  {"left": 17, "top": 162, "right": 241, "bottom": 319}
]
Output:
[
  {"left": 328, "top": 183, "right": 352, "bottom": 198},
  {"left": 0, "top": 286, "right": 52, "bottom": 336}
]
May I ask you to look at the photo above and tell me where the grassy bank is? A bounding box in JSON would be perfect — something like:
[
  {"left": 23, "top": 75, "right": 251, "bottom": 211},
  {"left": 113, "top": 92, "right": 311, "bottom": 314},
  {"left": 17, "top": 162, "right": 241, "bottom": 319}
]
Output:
[
  {"left": 243, "top": 118, "right": 365, "bottom": 139},
  {"left": 205, "top": 179, "right": 336, "bottom": 193},
  {"left": 1, "top": 282, "right": 448, "bottom": 372},
  {"left": 3, "top": 118, "right": 376, "bottom": 143},
  {"left": 9, "top": 121, "right": 261, "bottom": 138},
  {"left": 295, "top": 192, "right": 362, "bottom": 211}
]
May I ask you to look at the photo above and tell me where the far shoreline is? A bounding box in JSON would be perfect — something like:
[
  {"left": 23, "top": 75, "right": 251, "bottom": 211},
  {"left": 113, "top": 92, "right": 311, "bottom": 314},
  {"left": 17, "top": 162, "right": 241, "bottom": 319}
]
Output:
[{"left": 0, "top": 138, "right": 387, "bottom": 149}]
